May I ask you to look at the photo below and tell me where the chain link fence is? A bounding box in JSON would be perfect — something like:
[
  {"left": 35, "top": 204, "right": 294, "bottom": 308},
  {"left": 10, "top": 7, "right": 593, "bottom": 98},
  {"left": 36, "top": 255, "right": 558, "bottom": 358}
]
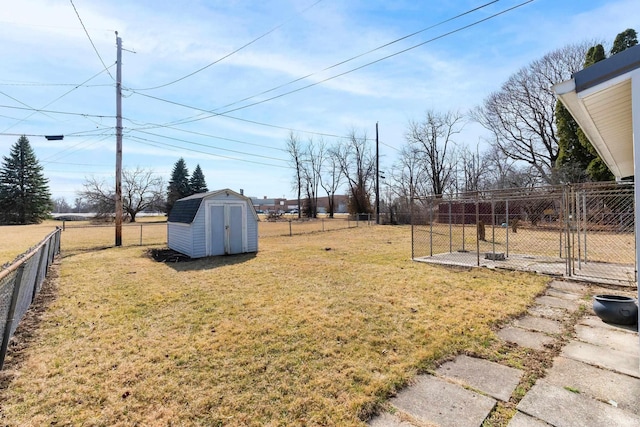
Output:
[
  {"left": 61, "top": 221, "right": 167, "bottom": 252},
  {"left": 258, "top": 215, "right": 370, "bottom": 238},
  {"left": 1, "top": 227, "right": 61, "bottom": 370},
  {"left": 412, "top": 182, "right": 635, "bottom": 286}
]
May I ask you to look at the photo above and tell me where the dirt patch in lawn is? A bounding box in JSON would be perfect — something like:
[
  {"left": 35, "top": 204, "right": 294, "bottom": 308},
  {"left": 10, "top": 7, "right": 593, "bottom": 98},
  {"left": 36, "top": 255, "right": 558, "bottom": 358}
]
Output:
[{"left": 148, "top": 248, "right": 192, "bottom": 263}]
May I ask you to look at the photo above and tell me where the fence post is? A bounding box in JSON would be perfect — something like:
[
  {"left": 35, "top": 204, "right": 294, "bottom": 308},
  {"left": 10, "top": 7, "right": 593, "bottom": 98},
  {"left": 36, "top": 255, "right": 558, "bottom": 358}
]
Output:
[
  {"left": 289, "top": 220, "right": 292, "bottom": 237},
  {"left": 506, "top": 199, "right": 509, "bottom": 258},
  {"left": 576, "top": 190, "right": 582, "bottom": 271},
  {"left": 582, "top": 191, "right": 587, "bottom": 263},
  {"left": 491, "top": 198, "right": 496, "bottom": 257},
  {"left": 140, "top": 224, "right": 143, "bottom": 246},
  {"left": 429, "top": 199, "right": 433, "bottom": 257},
  {"left": 448, "top": 200, "right": 452, "bottom": 253},
  {"left": 0, "top": 264, "right": 26, "bottom": 370},
  {"left": 475, "top": 193, "right": 480, "bottom": 267},
  {"left": 32, "top": 242, "right": 49, "bottom": 303}
]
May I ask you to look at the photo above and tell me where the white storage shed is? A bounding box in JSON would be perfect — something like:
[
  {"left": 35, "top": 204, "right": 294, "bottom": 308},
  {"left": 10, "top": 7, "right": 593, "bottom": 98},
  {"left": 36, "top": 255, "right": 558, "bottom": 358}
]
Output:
[{"left": 167, "top": 189, "right": 259, "bottom": 258}]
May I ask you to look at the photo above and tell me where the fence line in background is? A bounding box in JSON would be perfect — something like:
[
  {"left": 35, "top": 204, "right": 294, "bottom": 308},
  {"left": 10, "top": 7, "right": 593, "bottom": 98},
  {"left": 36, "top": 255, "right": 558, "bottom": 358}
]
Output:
[
  {"left": 258, "top": 214, "right": 372, "bottom": 238},
  {"left": 0, "top": 227, "right": 61, "bottom": 370}
]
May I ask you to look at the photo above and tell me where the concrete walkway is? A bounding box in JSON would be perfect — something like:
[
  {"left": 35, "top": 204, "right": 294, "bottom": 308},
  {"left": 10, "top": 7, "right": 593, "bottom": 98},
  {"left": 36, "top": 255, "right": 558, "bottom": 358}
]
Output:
[{"left": 368, "top": 280, "right": 639, "bottom": 427}]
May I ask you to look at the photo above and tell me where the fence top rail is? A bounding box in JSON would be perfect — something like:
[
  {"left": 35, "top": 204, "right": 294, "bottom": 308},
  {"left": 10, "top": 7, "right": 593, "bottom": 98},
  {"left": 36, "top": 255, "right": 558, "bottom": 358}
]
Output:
[
  {"left": 412, "top": 181, "right": 634, "bottom": 203},
  {"left": 0, "top": 227, "right": 60, "bottom": 282}
]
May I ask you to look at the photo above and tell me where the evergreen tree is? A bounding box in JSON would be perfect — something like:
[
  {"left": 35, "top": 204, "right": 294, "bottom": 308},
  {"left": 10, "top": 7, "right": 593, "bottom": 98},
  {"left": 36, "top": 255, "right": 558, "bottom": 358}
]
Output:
[
  {"left": 188, "top": 164, "right": 208, "bottom": 194},
  {"left": 556, "top": 43, "right": 613, "bottom": 182},
  {"left": 611, "top": 28, "right": 638, "bottom": 55},
  {"left": 166, "top": 158, "right": 190, "bottom": 213},
  {"left": 0, "top": 135, "right": 52, "bottom": 224}
]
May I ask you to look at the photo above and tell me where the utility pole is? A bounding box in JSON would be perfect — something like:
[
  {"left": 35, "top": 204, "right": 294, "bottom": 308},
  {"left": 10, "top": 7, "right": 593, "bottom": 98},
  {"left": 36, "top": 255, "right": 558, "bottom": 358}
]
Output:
[
  {"left": 375, "top": 121, "right": 380, "bottom": 225},
  {"left": 115, "top": 32, "right": 123, "bottom": 246}
]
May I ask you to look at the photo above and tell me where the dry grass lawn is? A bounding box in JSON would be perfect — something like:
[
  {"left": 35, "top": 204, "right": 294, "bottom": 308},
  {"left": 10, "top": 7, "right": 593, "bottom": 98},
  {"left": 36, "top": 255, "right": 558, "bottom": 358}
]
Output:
[
  {"left": 0, "top": 221, "right": 60, "bottom": 266},
  {"left": 0, "top": 225, "right": 548, "bottom": 426}
]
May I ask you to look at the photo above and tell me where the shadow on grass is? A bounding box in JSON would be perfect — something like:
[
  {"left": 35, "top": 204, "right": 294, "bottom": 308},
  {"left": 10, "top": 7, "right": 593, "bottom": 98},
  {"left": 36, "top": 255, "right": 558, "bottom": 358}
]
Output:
[{"left": 148, "top": 248, "right": 257, "bottom": 272}]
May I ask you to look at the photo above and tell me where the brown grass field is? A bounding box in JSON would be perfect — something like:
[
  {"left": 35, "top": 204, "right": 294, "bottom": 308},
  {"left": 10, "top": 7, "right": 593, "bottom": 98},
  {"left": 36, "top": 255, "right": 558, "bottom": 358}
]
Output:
[{"left": 0, "top": 221, "right": 551, "bottom": 426}]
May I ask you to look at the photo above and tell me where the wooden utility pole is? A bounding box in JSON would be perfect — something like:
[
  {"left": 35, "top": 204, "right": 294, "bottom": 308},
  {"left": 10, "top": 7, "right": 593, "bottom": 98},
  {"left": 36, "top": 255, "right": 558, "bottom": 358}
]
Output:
[{"left": 115, "top": 32, "right": 123, "bottom": 246}]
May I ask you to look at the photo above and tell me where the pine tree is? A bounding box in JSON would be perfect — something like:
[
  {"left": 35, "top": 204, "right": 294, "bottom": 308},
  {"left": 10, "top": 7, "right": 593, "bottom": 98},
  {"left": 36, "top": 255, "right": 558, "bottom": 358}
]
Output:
[
  {"left": 189, "top": 164, "right": 208, "bottom": 194},
  {"left": 611, "top": 28, "right": 638, "bottom": 55},
  {"left": 166, "top": 158, "right": 190, "bottom": 213},
  {"left": 0, "top": 135, "right": 52, "bottom": 224}
]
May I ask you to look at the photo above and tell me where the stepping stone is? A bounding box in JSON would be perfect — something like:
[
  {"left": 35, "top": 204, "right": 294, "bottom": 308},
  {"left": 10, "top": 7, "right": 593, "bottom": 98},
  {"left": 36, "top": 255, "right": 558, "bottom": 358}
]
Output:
[
  {"left": 544, "top": 357, "right": 640, "bottom": 416},
  {"left": 507, "top": 411, "right": 551, "bottom": 427},
  {"left": 535, "top": 295, "right": 579, "bottom": 311},
  {"left": 367, "top": 412, "right": 414, "bottom": 427},
  {"left": 574, "top": 325, "right": 639, "bottom": 356},
  {"left": 562, "top": 341, "right": 640, "bottom": 379},
  {"left": 549, "top": 280, "right": 587, "bottom": 295},
  {"left": 514, "top": 315, "right": 563, "bottom": 334},
  {"left": 390, "top": 375, "right": 495, "bottom": 427},
  {"left": 436, "top": 355, "right": 522, "bottom": 401},
  {"left": 497, "top": 326, "right": 555, "bottom": 351},
  {"left": 546, "top": 288, "right": 581, "bottom": 301},
  {"left": 527, "top": 304, "right": 569, "bottom": 321},
  {"left": 517, "top": 380, "right": 640, "bottom": 427},
  {"left": 579, "top": 315, "right": 638, "bottom": 334}
]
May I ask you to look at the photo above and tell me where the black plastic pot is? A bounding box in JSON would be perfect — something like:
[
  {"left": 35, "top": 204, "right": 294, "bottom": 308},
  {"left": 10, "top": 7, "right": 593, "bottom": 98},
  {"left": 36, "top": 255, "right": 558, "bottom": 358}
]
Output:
[{"left": 592, "top": 295, "right": 638, "bottom": 325}]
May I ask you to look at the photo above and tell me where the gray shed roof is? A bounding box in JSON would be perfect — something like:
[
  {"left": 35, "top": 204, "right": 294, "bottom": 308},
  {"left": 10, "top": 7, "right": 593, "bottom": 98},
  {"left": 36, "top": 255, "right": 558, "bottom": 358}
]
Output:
[
  {"left": 168, "top": 197, "right": 203, "bottom": 223},
  {"left": 168, "top": 188, "right": 256, "bottom": 224}
]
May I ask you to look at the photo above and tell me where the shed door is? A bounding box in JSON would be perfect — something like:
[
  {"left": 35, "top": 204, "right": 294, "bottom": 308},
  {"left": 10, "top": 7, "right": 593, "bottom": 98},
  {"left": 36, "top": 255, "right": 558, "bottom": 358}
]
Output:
[
  {"left": 210, "top": 205, "right": 226, "bottom": 256},
  {"left": 207, "top": 203, "right": 246, "bottom": 256},
  {"left": 228, "top": 205, "right": 243, "bottom": 254}
]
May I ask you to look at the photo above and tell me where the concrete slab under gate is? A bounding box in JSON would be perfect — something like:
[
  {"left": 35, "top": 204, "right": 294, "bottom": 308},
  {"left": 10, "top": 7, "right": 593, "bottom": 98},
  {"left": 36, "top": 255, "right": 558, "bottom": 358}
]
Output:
[{"left": 414, "top": 252, "right": 635, "bottom": 287}]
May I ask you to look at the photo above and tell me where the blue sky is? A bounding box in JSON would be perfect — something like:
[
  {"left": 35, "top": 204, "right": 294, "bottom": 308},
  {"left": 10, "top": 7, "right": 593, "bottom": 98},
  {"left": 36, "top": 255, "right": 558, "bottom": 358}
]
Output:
[{"left": 1, "top": 0, "right": 639, "bottom": 202}]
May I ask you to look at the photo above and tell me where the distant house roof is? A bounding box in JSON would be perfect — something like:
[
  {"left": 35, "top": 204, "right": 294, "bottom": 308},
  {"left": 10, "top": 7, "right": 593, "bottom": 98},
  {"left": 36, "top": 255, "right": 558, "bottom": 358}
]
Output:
[{"left": 553, "top": 44, "right": 640, "bottom": 179}]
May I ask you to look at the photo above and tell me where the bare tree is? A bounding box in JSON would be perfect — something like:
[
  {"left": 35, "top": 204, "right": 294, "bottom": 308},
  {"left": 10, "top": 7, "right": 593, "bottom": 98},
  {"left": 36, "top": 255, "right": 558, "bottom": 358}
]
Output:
[
  {"left": 286, "top": 132, "right": 304, "bottom": 219},
  {"left": 321, "top": 143, "right": 343, "bottom": 218},
  {"left": 301, "top": 137, "right": 324, "bottom": 218},
  {"left": 473, "top": 42, "right": 592, "bottom": 184},
  {"left": 406, "top": 110, "right": 463, "bottom": 197},
  {"left": 334, "top": 130, "right": 375, "bottom": 215},
  {"left": 79, "top": 167, "right": 164, "bottom": 222}
]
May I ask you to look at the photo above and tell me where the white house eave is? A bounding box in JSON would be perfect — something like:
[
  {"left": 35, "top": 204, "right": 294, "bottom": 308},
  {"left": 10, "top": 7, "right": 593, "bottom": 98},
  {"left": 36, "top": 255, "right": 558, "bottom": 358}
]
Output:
[{"left": 553, "top": 78, "right": 626, "bottom": 178}]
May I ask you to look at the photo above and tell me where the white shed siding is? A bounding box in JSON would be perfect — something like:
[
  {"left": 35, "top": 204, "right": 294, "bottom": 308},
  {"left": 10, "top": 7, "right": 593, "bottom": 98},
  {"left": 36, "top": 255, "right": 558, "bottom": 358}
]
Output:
[
  {"left": 190, "top": 205, "right": 207, "bottom": 258},
  {"left": 167, "top": 222, "right": 193, "bottom": 256},
  {"left": 246, "top": 208, "right": 258, "bottom": 252}
]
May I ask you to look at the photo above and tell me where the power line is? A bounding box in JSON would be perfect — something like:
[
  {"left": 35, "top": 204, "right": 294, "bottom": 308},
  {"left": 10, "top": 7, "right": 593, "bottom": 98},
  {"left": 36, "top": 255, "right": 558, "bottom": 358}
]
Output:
[
  {"left": 128, "top": 1, "right": 533, "bottom": 129},
  {"left": 124, "top": 120, "right": 287, "bottom": 152},
  {"left": 1, "top": 65, "right": 115, "bottom": 134},
  {"left": 69, "top": 0, "right": 115, "bottom": 81},
  {"left": 0, "top": 81, "right": 112, "bottom": 88},
  {"left": 129, "top": 0, "right": 324, "bottom": 91},
  {"left": 193, "top": 0, "right": 500, "bottom": 117},
  {"left": 126, "top": 135, "right": 290, "bottom": 169},
  {"left": 0, "top": 104, "right": 115, "bottom": 118},
  {"left": 0, "top": 91, "right": 58, "bottom": 122},
  {"left": 131, "top": 129, "right": 289, "bottom": 162}
]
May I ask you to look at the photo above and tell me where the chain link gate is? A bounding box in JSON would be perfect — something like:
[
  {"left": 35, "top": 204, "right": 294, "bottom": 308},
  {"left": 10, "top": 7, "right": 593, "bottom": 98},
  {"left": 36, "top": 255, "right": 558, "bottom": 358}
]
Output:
[{"left": 411, "top": 182, "right": 635, "bottom": 287}]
